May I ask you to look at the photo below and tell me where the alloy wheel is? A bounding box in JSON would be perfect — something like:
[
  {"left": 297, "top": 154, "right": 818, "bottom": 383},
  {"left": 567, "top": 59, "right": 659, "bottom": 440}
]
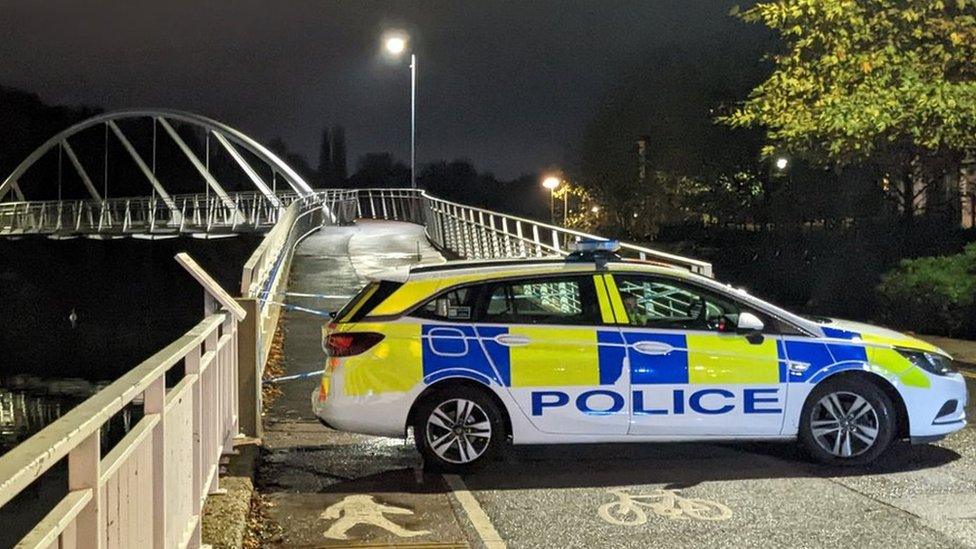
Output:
[
  {"left": 425, "top": 398, "right": 493, "bottom": 464},
  {"left": 810, "top": 391, "right": 880, "bottom": 458}
]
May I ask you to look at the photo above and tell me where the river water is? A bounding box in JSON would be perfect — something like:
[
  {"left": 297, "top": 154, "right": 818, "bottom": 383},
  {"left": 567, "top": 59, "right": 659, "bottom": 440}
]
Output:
[{"left": 0, "top": 380, "right": 87, "bottom": 454}]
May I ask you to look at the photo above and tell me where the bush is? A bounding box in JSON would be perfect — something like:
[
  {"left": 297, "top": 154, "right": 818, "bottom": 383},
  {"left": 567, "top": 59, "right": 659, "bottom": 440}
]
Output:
[{"left": 876, "top": 244, "right": 976, "bottom": 338}]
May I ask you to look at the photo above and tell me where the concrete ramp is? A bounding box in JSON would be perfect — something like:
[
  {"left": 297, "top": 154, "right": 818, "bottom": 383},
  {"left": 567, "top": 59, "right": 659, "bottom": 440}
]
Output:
[{"left": 257, "top": 219, "right": 465, "bottom": 547}]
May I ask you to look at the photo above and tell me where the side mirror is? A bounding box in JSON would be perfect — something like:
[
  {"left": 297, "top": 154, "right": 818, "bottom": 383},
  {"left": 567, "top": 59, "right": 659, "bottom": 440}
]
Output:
[{"left": 736, "top": 312, "right": 765, "bottom": 334}]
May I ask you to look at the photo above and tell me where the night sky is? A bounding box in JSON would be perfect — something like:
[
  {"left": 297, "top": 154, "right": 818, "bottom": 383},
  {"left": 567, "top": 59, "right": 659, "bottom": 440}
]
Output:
[{"left": 0, "top": 1, "right": 752, "bottom": 179}]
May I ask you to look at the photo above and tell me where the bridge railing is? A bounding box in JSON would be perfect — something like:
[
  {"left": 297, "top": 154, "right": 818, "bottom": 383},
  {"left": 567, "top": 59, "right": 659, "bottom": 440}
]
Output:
[
  {"left": 0, "top": 255, "right": 246, "bottom": 549},
  {"left": 0, "top": 191, "right": 302, "bottom": 237},
  {"left": 354, "top": 188, "right": 713, "bottom": 277},
  {"left": 236, "top": 190, "right": 358, "bottom": 435}
]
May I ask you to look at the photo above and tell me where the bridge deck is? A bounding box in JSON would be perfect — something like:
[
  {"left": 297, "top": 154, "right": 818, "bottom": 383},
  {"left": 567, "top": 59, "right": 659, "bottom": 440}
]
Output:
[
  {"left": 257, "top": 220, "right": 976, "bottom": 548},
  {"left": 257, "top": 219, "right": 463, "bottom": 545}
]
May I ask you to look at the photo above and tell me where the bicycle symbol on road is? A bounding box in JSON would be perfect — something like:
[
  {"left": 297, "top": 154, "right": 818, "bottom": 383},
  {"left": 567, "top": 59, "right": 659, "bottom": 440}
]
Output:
[{"left": 598, "top": 488, "right": 732, "bottom": 525}]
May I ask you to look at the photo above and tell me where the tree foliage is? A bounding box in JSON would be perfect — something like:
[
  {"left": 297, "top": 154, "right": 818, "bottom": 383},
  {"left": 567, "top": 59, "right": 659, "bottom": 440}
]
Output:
[
  {"left": 577, "top": 39, "right": 772, "bottom": 236},
  {"left": 877, "top": 243, "right": 976, "bottom": 336},
  {"left": 722, "top": 0, "right": 976, "bottom": 164}
]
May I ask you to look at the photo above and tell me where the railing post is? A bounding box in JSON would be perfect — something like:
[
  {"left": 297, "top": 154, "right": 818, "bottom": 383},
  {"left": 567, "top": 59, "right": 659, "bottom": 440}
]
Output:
[
  {"left": 146, "top": 376, "right": 166, "bottom": 549},
  {"left": 477, "top": 211, "right": 487, "bottom": 258},
  {"left": 516, "top": 220, "right": 526, "bottom": 256},
  {"left": 451, "top": 205, "right": 463, "bottom": 257},
  {"left": 68, "top": 430, "right": 102, "bottom": 549},
  {"left": 465, "top": 209, "right": 476, "bottom": 258},
  {"left": 436, "top": 206, "right": 447, "bottom": 249},
  {"left": 185, "top": 342, "right": 204, "bottom": 547},
  {"left": 488, "top": 215, "right": 499, "bottom": 258},
  {"left": 235, "top": 297, "right": 261, "bottom": 438}
]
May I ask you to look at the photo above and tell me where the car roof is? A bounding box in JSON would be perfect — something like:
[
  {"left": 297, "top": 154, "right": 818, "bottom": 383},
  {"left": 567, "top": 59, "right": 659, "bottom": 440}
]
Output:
[{"left": 399, "top": 257, "right": 692, "bottom": 281}]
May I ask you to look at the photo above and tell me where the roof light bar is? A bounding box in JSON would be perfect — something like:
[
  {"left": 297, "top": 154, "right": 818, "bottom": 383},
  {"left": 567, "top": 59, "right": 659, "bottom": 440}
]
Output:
[
  {"left": 567, "top": 239, "right": 622, "bottom": 269},
  {"left": 568, "top": 239, "right": 620, "bottom": 253}
]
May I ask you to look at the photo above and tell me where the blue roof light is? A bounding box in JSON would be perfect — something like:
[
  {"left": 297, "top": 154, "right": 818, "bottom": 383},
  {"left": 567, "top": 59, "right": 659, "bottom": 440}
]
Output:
[
  {"left": 566, "top": 239, "right": 622, "bottom": 269},
  {"left": 568, "top": 239, "right": 621, "bottom": 253}
]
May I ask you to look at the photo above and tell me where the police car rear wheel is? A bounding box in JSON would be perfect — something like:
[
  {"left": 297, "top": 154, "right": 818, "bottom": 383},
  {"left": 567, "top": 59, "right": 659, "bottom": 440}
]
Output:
[
  {"left": 414, "top": 387, "right": 503, "bottom": 472},
  {"left": 800, "top": 378, "right": 895, "bottom": 466}
]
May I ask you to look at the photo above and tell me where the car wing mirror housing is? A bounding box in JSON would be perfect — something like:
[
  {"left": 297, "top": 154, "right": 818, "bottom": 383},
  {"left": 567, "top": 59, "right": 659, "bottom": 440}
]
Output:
[{"left": 736, "top": 312, "right": 765, "bottom": 334}]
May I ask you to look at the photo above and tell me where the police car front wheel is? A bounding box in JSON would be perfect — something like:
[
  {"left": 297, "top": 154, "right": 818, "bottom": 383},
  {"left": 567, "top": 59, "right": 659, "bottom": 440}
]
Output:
[
  {"left": 414, "top": 386, "right": 504, "bottom": 472},
  {"left": 799, "top": 377, "right": 896, "bottom": 466}
]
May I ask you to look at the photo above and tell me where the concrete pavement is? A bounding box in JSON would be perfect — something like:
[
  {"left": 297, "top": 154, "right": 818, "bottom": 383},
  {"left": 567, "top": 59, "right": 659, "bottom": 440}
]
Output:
[{"left": 255, "top": 220, "right": 976, "bottom": 548}]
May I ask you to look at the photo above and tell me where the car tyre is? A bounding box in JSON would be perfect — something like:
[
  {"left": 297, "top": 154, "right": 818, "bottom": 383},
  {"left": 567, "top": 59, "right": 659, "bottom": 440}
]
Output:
[
  {"left": 799, "top": 376, "right": 896, "bottom": 466},
  {"left": 414, "top": 385, "right": 505, "bottom": 473}
]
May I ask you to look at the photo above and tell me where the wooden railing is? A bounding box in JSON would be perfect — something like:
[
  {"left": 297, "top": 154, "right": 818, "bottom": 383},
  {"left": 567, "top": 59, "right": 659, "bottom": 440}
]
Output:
[{"left": 0, "top": 254, "right": 246, "bottom": 549}]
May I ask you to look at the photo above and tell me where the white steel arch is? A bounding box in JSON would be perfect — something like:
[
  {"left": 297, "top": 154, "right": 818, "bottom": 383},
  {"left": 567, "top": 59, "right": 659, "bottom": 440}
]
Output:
[{"left": 0, "top": 109, "right": 315, "bottom": 204}]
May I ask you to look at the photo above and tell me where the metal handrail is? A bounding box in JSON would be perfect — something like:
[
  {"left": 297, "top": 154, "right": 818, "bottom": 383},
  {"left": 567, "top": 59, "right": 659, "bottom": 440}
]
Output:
[
  {"left": 239, "top": 189, "right": 359, "bottom": 371},
  {"left": 0, "top": 191, "right": 302, "bottom": 236},
  {"left": 0, "top": 187, "right": 713, "bottom": 278},
  {"left": 353, "top": 188, "right": 713, "bottom": 277}
]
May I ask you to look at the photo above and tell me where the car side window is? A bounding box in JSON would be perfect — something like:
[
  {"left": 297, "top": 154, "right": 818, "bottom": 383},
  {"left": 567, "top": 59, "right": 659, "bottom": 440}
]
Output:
[
  {"left": 614, "top": 274, "right": 742, "bottom": 331},
  {"left": 480, "top": 276, "right": 600, "bottom": 325},
  {"left": 411, "top": 286, "right": 480, "bottom": 322}
]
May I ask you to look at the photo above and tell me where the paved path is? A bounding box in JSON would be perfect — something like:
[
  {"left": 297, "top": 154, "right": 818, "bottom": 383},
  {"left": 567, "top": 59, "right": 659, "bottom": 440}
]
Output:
[{"left": 257, "top": 220, "right": 976, "bottom": 548}]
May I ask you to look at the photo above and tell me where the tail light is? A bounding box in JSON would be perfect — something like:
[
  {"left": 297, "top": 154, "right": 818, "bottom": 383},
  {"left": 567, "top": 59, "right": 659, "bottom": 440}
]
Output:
[{"left": 325, "top": 332, "right": 385, "bottom": 357}]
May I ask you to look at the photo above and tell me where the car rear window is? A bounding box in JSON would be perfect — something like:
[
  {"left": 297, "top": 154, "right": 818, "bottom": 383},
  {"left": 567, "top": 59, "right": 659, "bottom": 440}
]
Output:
[{"left": 334, "top": 280, "right": 403, "bottom": 323}]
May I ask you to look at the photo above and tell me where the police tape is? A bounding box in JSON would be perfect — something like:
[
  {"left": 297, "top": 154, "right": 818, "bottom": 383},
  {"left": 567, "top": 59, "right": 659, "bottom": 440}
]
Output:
[
  {"left": 262, "top": 300, "right": 334, "bottom": 318},
  {"left": 281, "top": 291, "right": 355, "bottom": 300},
  {"left": 263, "top": 369, "right": 324, "bottom": 384}
]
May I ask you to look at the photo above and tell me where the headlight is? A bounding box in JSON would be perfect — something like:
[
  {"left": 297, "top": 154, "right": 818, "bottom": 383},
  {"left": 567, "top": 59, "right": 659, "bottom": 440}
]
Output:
[{"left": 895, "top": 348, "right": 956, "bottom": 376}]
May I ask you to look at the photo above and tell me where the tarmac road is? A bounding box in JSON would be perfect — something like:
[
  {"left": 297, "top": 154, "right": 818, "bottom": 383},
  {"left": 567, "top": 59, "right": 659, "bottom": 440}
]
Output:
[{"left": 256, "top": 220, "right": 976, "bottom": 548}]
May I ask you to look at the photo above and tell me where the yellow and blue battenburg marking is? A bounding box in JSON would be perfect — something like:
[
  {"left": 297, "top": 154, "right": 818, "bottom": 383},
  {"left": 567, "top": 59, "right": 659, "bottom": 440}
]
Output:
[
  {"left": 346, "top": 322, "right": 931, "bottom": 398},
  {"left": 420, "top": 325, "right": 509, "bottom": 386},
  {"left": 784, "top": 326, "right": 930, "bottom": 388},
  {"left": 417, "top": 323, "right": 910, "bottom": 389}
]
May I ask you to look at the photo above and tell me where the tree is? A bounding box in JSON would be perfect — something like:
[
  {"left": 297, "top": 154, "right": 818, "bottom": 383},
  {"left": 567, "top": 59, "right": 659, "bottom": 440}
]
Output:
[
  {"left": 721, "top": 0, "right": 976, "bottom": 222},
  {"left": 268, "top": 137, "right": 316, "bottom": 185},
  {"left": 332, "top": 125, "right": 348, "bottom": 184},
  {"left": 575, "top": 37, "right": 774, "bottom": 236},
  {"left": 348, "top": 153, "right": 409, "bottom": 188},
  {"left": 318, "top": 127, "right": 333, "bottom": 186}
]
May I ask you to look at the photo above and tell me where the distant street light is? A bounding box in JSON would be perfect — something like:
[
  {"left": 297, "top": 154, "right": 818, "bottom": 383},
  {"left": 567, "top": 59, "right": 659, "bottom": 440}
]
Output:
[
  {"left": 591, "top": 205, "right": 600, "bottom": 214},
  {"left": 385, "top": 36, "right": 406, "bottom": 55},
  {"left": 383, "top": 31, "right": 417, "bottom": 188},
  {"left": 775, "top": 156, "right": 789, "bottom": 171},
  {"left": 542, "top": 176, "right": 560, "bottom": 224}
]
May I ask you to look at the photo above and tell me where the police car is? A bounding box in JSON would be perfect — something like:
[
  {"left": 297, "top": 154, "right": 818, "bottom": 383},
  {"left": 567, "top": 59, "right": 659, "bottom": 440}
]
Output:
[{"left": 312, "top": 242, "right": 967, "bottom": 471}]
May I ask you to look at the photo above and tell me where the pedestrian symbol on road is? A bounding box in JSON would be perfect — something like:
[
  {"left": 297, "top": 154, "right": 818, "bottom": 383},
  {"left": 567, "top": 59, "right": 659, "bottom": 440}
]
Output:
[{"left": 321, "top": 494, "right": 431, "bottom": 540}]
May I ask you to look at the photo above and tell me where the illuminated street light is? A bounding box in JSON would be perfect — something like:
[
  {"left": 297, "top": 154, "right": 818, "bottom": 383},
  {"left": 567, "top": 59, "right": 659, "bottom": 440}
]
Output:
[
  {"left": 385, "top": 36, "right": 406, "bottom": 55},
  {"left": 542, "top": 176, "right": 560, "bottom": 224},
  {"left": 591, "top": 206, "right": 600, "bottom": 213},
  {"left": 775, "top": 157, "right": 789, "bottom": 171},
  {"left": 382, "top": 31, "right": 417, "bottom": 188}
]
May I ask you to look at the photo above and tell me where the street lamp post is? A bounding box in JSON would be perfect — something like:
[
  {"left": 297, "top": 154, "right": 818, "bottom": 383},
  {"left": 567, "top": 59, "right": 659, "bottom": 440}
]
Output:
[
  {"left": 542, "top": 176, "right": 560, "bottom": 224},
  {"left": 385, "top": 34, "right": 417, "bottom": 189},
  {"left": 410, "top": 53, "right": 416, "bottom": 189}
]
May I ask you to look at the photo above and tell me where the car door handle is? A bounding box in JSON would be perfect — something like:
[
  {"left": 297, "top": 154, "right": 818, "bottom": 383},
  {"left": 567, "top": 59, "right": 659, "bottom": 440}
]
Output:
[
  {"left": 494, "top": 334, "right": 531, "bottom": 347},
  {"left": 631, "top": 341, "right": 675, "bottom": 355}
]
